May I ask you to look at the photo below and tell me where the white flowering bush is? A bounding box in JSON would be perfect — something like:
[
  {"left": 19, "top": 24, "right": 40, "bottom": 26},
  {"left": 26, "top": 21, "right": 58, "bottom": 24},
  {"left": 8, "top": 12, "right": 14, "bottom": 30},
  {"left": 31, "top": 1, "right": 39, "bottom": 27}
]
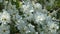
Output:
[{"left": 0, "top": 0, "right": 60, "bottom": 34}]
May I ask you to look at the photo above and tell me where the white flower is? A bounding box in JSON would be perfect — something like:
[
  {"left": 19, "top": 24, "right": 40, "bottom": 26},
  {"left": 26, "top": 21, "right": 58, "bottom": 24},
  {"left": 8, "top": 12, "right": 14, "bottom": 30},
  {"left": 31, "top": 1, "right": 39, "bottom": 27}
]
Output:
[
  {"left": 34, "top": 13, "right": 46, "bottom": 24},
  {"left": 34, "top": 3, "right": 42, "bottom": 9},
  {"left": 27, "top": 24, "right": 35, "bottom": 33},
  {"left": 42, "top": 9, "right": 48, "bottom": 14},
  {"left": 22, "top": 5, "right": 30, "bottom": 13},
  {"left": 0, "top": 25, "right": 10, "bottom": 34},
  {"left": 24, "top": 26, "right": 31, "bottom": 34},
  {"left": 23, "top": 12, "right": 33, "bottom": 21},
  {"left": 28, "top": 23, "right": 35, "bottom": 28},
  {"left": 37, "top": 16, "right": 44, "bottom": 21},
  {"left": 49, "top": 23, "right": 59, "bottom": 32},
  {"left": 0, "top": 9, "right": 11, "bottom": 24},
  {"left": 16, "top": 19, "right": 26, "bottom": 30},
  {"left": 30, "top": 9, "right": 34, "bottom": 13}
]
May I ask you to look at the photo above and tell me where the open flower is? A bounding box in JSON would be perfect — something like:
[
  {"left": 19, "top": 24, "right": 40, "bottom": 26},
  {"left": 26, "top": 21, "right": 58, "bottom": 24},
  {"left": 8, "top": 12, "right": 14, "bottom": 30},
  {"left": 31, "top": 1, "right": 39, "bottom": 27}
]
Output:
[
  {"left": 0, "top": 9, "right": 11, "bottom": 24},
  {"left": 34, "top": 12, "right": 46, "bottom": 24},
  {"left": 49, "top": 23, "right": 59, "bottom": 32},
  {"left": 0, "top": 25, "right": 10, "bottom": 34}
]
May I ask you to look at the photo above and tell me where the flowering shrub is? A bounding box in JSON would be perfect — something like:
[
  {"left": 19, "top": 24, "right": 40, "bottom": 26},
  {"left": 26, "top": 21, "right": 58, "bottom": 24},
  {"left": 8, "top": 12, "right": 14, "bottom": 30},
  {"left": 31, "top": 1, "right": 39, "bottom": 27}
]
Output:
[{"left": 0, "top": 0, "right": 60, "bottom": 34}]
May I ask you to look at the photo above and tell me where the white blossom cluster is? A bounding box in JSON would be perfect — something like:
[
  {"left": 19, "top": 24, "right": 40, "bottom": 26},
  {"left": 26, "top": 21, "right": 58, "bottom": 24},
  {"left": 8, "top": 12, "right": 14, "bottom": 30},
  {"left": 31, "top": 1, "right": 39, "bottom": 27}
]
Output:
[{"left": 0, "top": 0, "right": 59, "bottom": 34}]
